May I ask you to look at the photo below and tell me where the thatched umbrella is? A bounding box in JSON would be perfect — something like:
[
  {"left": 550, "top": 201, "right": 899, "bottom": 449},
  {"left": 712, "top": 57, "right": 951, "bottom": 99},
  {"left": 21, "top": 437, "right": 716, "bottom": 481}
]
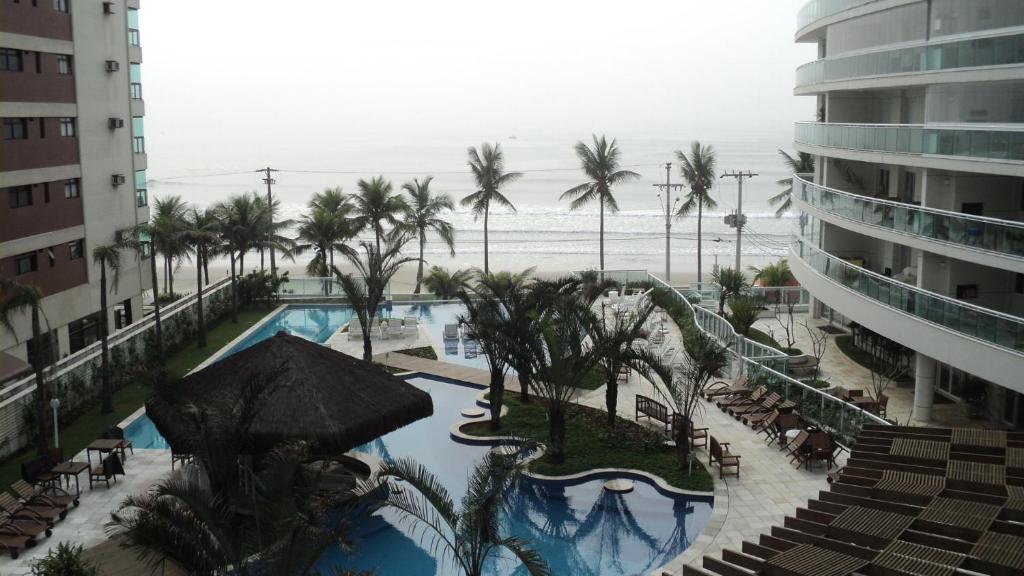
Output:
[{"left": 146, "top": 332, "right": 433, "bottom": 456}]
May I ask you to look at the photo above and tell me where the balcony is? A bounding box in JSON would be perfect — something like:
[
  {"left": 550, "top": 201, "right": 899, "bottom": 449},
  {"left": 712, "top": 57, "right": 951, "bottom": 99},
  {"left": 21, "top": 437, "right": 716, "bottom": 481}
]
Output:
[
  {"left": 796, "top": 0, "right": 876, "bottom": 37},
  {"left": 791, "top": 238, "right": 1024, "bottom": 391},
  {"left": 794, "top": 175, "right": 1024, "bottom": 271},
  {"left": 795, "top": 32, "right": 1024, "bottom": 91},
  {"left": 794, "top": 122, "right": 1024, "bottom": 175}
]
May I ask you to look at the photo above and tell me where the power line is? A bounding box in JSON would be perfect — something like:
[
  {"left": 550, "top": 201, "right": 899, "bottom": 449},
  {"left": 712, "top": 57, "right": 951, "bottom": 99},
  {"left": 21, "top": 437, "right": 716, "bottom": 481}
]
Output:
[{"left": 151, "top": 163, "right": 663, "bottom": 181}]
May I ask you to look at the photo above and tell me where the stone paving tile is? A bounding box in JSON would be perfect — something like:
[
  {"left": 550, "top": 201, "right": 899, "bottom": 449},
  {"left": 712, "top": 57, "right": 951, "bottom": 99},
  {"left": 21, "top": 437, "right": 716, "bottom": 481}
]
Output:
[{"left": 0, "top": 448, "right": 178, "bottom": 575}]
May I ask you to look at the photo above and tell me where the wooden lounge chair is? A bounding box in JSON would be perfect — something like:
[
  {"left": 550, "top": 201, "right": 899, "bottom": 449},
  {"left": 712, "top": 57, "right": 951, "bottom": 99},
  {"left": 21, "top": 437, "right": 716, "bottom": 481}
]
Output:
[
  {"left": 0, "top": 511, "right": 50, "bottom": 540},
  {"left": 11, "top": 480, "right": 76, "bottom": 510},
  {"left": 730, "top": 392, "right": 781, "bottom": 419},
  {"left": 709, "top": 436, "right": 740, "bottom": 479},
  {"left": 876, "top": 393, "right": 889, "bottom": 418},
  {"left": 755, "top": 410, "right": 781, "bottom": 444},
  {"left": 0, "top": 492, "right": 62, "bottom": 524},
  {"left": 717, "top": 386, "right": 766, "bottom": 411},
  {"left": 703, "top": 377, "right": 748, "bottom": 400}
]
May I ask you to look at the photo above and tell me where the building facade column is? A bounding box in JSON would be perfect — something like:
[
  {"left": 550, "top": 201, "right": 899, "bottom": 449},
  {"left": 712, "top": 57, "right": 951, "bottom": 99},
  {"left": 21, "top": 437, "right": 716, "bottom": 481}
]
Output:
[{"left": 913, "top": 353, "right": 937, "bottom": 423}]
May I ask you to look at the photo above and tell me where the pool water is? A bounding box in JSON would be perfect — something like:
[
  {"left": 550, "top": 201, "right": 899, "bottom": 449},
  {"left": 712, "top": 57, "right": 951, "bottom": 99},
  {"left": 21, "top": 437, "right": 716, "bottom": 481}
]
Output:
[
  {"left": 124, "top": 304, "right": 713, "bottom": 575},
  {"left": 321, "top": 376, "right": 713, "bottom": 576}
]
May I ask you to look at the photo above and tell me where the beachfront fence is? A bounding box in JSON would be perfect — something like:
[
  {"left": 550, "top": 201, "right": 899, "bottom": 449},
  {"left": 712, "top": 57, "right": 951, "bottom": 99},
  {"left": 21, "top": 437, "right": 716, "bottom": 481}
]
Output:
[
  {"left": 0, "top": 277, "right": 234, "bottom": 459},
  {"left": 584, "top": 269, "right": 888, "bottom": 446}
]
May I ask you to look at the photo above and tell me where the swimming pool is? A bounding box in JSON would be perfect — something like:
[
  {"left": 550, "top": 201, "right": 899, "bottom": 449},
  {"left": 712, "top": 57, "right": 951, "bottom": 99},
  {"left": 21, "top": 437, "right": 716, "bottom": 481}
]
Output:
[
  {"left": 222, "top": 303, "right": 495, "bottom": 370},
  {"left": 124, "top": 304, "right": 713, "bottom": 575}
]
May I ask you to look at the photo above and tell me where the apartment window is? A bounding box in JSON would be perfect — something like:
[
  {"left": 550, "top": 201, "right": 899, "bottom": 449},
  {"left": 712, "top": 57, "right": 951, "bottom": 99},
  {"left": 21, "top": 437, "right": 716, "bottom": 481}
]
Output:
[
  {"left": 68, "top": 239, "right": 83, "bottom": 260},
  {"left": 3, "top": 118, "right": 27, "bottom": 140},
  {"left": 56, "top": 54, "right": 72, "bottom": 75},
  {"left": 15, "top": 253, "right": 38, "bottom": 275},
  {"left": 877, "top": 168, "right": 890, "bottom": 196},
  {"left": 7, "top": 186, "right": 33, "bottom": 208},
  {"left": 59, "top": 117, "right": 75, "bottom": 137},
  {"left": 0, "top": 48, "right": 23, "bottom": 72},
  {"left": 129, "top": 63, "right": 142, "bottom": 99},
  {"left": 128, "top": 8, "right": 140, "bottom": 46},
  {"left": 52, "top": 0, "right": 68, "bottom": 13},
  {"left": 135, "top": 169, "right": 147, "bottom": 207},
  {"left": 132, "top": 116, "right": 144, "bottom": 153},
  {"left": 64, "top": 178, "right": 80, "bottom": 198}
]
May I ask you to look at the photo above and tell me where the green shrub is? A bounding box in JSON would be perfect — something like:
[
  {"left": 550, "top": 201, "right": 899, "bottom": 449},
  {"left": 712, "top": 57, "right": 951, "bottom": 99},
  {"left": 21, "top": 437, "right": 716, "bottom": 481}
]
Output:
[{"left": 30, "top": 542, "right": 99, "bottom": 576}]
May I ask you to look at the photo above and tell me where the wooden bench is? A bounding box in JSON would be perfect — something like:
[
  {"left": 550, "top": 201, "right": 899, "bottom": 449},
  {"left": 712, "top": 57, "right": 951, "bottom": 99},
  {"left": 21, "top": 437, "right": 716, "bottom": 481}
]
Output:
[
  {"left": 709, "top": 436, "right": 741, "bottom": 479},
  {"left": 636, "top": 394, "right": 671, "bottom": 432}
]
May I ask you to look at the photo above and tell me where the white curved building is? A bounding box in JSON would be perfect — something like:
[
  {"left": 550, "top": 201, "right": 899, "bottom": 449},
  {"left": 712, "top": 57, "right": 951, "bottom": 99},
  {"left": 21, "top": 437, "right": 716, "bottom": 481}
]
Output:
[{"left": 791, "top": 0, "right": 1024, "bottom": 427}]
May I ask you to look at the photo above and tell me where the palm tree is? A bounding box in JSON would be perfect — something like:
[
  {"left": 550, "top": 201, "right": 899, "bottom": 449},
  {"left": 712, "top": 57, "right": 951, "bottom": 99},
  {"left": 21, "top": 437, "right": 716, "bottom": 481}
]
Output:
[
  {"left": 401, "top": 177, "right": 455, "bottom": 294},
  {"left": 216, "top": 192, "right": 264, "bottom": 323},
  {"left": 462, "top": 143, "right": 522, "bottom": 275},
  {"left": 125, "top": 224, "right": 164, "bottom": 361},
  {"left": 334, "top": 231, "right": 417, "bottom": 362},
  {"left": 712, "top": 267, "right": 749, "bottom": 316},
  {"left": 182, "top": 208, "right": 220, "bottom": 349},
  {"left": 295, "top": 208, "right": 342, "bottom": 278},
  {"left": 308, "top": 186, "right": 352, "bottom": 270},
  {"left": 253, "top": 194, "right": 296, "bottom": 275},
  {"left": 750, "top": 259, "right": 794, "bottom": 306},
  {"left": 591, "top": 303, "right": 672, "bottom": 427},
  {"left": 92, "top": 241, "right": 123, "bottom": 414},
  {"left": 421, "top": 266, "right": 471, "bottom": 300},
  {"left": 675, "top": 142, "right": 718, "bottom": 286},
  {"left": 561, "top": 135, "right": 639, "bottom": 270},
  {"left": 770, "top": 150, "right": 814, "bottom": 218},
  {"left": 0, "top": 279, "right": 52, "bottom": 454},
  {"left": 352, "top": 176, "right": 407, "bottom": 255},
  {"left": 150, "top": 195, "right": 188, "bottom": 297},
  {"left": 657, "top": 330, "right": 728, "bottom": 466},
  {"left": 355, "top": 448, "right": 550, "bottom": 576}
]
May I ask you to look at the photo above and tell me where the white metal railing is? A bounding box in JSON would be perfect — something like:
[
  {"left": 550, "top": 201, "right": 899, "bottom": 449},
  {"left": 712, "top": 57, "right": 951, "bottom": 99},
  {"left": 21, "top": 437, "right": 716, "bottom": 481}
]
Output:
[
  {"left": 793, "top": 238, "right": 1024, "bottom": 356},
  {"left": 587, "top": 269, "right": 890, "bottom": 442},
  {"left": 795, "top": 174, "right": 1024, "bottom": 260},
  {"left": 0, "top": 277, "right": 233, "bottom": 411}
]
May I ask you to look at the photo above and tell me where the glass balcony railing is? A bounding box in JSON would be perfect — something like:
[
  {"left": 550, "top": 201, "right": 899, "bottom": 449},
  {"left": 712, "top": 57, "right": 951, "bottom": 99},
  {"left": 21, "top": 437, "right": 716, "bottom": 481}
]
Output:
[
  {"left": 797, "top": 0, "right": 875, "bottom": 31},
  {"left": 796, "top": 32, "right": 1024, "bottom": 87},
  {"left": 795, "top": 122, "right": 1024, "bottom": 162},
  {"left": 795, "top": 175, "right": 1024, "bottom": 259},
  {"left": 794, "top": 238, "right": 1024, "bottom": 354}
]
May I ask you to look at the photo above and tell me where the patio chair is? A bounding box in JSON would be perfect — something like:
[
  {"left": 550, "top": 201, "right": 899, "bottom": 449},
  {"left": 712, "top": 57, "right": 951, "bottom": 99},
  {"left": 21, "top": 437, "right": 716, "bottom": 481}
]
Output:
[
  {"left": 379, "top": 322, "right": 390, "bottom": 341},
  {"left": 755, "top": 410, "right": 780, "bottom": 444},
  {"left": 20, "top": 455, "right": 57, "bottom": 488},
  {"left": 809, "top": 432, "right": 836, "bottom": 471},
  {"left": 709, "top": 436, "right": 741, "bottom": 479},
  {"left": 443, "top": 323, "right": 459, "bottom": 341},
  {"left": 11, "top": 480, "right": 76, "bottom": 511},
  {"left": 402, "top": 316, "right": 418, "bottom": 338},
  {"left": 348, "top": 318, "right": 362, "bottom": 340},
  {"left": 102, "top": 425, "right": 133, "bottom": 459},
  {"left": 673, "top": 415, "right": 708, "bottom": 450},
  {"left": 785, "top": 430, "right": 811, "bottom": 468},
  {"left": 0, "top": 492, "right": 62, "bottom": 525},
  {"left": 89, "top": 453, "right": 124, "bottom": 489}
]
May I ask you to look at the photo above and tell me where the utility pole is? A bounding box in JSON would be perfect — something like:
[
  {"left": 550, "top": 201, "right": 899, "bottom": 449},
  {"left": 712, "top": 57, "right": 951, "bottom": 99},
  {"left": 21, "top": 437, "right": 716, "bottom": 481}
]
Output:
[
  {"left": 653, "top": 162, "right": 684, "bottom": 285},
  {"left": 721, "top": 170, "right": 758, "bottom": 271},
  {"left": 258, "top": 167, "right": 279, "bottom": 276}
]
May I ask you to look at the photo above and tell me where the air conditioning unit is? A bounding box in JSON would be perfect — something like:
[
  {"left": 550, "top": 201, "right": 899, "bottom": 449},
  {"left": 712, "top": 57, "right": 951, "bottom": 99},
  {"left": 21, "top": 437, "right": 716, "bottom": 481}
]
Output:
[
  {"left": 103, "top": 2, "right": 116, "bottom": 14},
  {"left": 111, "top": 174, "right": 126, "bottom": 186},
  {"left": 105, "top": 60, "right": 120, "bottom": 72},
  {"left": 108, "top": 117, "right": 124, "bottom": 129}
]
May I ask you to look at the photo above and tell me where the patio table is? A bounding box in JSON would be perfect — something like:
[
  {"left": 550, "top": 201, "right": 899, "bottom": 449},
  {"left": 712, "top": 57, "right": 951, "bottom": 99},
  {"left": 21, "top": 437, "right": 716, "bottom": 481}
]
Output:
[
  {"left": 87, "top": 439, "right": 126, "bottom": 470},
  {"left": 49, "top": 461, "right": 89, "bottom": 500}
]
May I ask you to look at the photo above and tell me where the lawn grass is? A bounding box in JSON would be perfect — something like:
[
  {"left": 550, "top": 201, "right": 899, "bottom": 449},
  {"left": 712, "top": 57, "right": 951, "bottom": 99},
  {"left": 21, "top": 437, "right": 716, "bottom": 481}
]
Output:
[
  {"left": 746, "top": 327, "right": 786, "bottom": 351},
  {"left": 394, "top": 346, "right": 438, "bottom": 361},
  {"left": 0, "top": 307, "right": 274, "bottom": 489},
  {"left": 464, "top": 396, "right": 713, "bottom": 492}
]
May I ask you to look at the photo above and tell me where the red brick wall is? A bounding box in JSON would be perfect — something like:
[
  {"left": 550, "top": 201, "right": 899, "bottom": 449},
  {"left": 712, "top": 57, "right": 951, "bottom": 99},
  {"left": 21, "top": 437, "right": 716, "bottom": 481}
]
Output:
[
  {"left": 0, "top": 179, "right": 84, "bottom": 242},
  {"left": 0, "top": 52, "right": 76, "bottom": 103},
  {"left": 0, "top": 1, "right": 73, "bottom": 40},
  {"left": 0, "top": 242, "right": 89, "bottom": 298},
  {"left": 0, "top": 117, "right": 79, "bottom": 171}
]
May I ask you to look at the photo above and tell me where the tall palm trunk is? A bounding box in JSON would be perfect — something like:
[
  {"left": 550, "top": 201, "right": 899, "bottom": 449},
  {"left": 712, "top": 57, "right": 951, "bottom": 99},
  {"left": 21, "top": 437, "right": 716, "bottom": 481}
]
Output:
[
  {"left": 149, "top": 247, "right": 162, "bottom": 360},
  {"left": 30, "top": 305, "right": 50, "bottom": 454},
  {"left": 99, "top": 264, "right": 113, "bottom": 414},
  {"left": 168, "top": 261, "right": 175, "bottom": 298},
  {"left": 195, "top": 252, "right": 206, "bottom": 348},
  {"left": 162, "top": 256, "right": 169, "bottom": 294},
  {"left": 696, "top": 197, "right": 703, "bottom": 287},
  {"left": 605, "top": 372, "right": 618, "bottom": 427},
  {"left": 362, "top": 312, "right": 373, "bottom": 362},
  {"left": 483, "top": 201, "right": 490, "bottom": 275},
  {"left": 229, "top": 251, "right": 238, "bottom": 323},
  {"left": 548, "top": 404, "right": 566, "bottom": 463},
  {"left": 414, "top": 231, "right": 425, "bottom": 294},
  {"left": 599, "top": 196, "right": 605, "bottom": 270},
  {"left": 489, "top": 371, "right": 504, "bottom": 431},
  {"left": 517, "top": 367, "right": 530, "bottom": 404},
  {"left": 202, "top": 247, "right": 210, "bottom": 286}
]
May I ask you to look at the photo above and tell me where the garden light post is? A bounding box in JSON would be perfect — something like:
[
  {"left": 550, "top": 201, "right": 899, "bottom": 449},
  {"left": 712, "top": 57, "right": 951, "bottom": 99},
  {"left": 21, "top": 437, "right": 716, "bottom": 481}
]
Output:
[{"left": 50, "top": 397, "right": 60, "bottom": 448}]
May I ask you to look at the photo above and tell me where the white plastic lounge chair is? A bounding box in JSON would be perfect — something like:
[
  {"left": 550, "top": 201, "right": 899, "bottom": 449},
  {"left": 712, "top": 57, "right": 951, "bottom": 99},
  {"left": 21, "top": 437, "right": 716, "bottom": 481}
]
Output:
[
  {"left": 402, "top": 317, "right": 418, "bottom": 339},
  {"left": 443, "top": 324, "right": 459, "bottom": 341},
  {"left": 348, "top": 318, "right": 362, "bottom": 340},
  {"left": 379, "top": 322, "right": 390, "bottom": 340}
]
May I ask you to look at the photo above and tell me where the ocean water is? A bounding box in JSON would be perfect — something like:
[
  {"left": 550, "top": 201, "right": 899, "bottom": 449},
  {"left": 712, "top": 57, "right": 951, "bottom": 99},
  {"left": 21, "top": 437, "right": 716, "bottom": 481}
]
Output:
[{"left": 148, "top": 131, "right": 796, "bottom": 278}]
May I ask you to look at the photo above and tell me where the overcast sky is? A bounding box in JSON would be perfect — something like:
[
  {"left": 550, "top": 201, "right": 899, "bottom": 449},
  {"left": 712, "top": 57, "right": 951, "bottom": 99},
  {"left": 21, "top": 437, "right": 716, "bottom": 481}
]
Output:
[{"left": 141, "top": 0, "right": 817, "bottom": 175}]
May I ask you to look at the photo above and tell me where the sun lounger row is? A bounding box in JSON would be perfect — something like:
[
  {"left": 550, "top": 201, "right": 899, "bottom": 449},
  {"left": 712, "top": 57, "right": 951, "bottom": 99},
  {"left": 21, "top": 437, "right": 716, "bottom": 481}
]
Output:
[
  {"left": 0, "top": 479, "right": 79, "bottom": 559},
  {"left": 348, "top": 316, "right": 419, "bottom": 341}
]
